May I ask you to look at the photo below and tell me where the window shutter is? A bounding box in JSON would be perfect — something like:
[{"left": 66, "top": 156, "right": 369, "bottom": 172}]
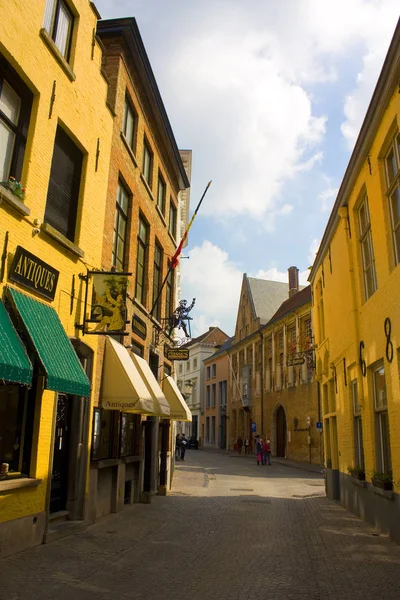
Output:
[{"left": 45, "top": 127, "right": 82, "bottom": 241}]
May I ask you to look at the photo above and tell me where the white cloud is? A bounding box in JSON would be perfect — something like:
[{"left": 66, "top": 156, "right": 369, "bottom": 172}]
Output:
[
  {"left": 318, "top": 186, "right": 338, "bottom": 212},
  {"left": 254, "top": 267, "right": 309, "bottom": 286},
  {"left": 308, "top": 238, "right": 321, "bottom": 266}
]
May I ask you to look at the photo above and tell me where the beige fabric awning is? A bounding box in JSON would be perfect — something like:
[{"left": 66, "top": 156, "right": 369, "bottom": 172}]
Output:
[
  {"left": 130, "top": 353, "right": 170, "bottom": 418},
  {"left": 101, "top": 337, "right": 154, "bottom": 413},
  {"left": 162, "top": 376, "right": 192, "bottom": 422}
]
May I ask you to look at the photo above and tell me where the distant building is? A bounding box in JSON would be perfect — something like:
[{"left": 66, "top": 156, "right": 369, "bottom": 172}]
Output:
[{"left": 176, "top": 327, "right": 230, "bottom": 442}]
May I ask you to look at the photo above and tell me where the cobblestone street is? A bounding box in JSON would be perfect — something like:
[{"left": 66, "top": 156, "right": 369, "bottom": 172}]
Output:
[{"left": 1, "top": 450, "right": 400, "bottom": 600}]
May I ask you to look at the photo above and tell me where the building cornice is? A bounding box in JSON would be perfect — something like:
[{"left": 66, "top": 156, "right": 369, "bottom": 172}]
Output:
[{"left": 309, "top": 18, "right": 400, "bottom": 282}]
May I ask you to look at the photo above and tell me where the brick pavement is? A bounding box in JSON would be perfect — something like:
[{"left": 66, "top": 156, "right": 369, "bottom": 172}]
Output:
[{"left": 0, "top": 451, "right": 400, "bottom": 600}]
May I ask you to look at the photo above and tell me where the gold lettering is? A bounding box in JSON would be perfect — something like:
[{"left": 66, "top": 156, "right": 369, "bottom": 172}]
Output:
[
  {"left": 27, "top": 259, "right": 37, "bottom": 280},
  {"left": 22, "top": 256, "right": 29, "bottom": 277},
  {"left": 34, "top": 265, "right": 42, "bottom": 288},
  {"left": 44, "top": 272, "right": 51, "bottom": 291},
  {"left": 14, "top": 255, "right": 23, "bottom": 275},
  {"left": 48, "top": 274, "right": 55, "bottom": 292},
  {"left": 39, "top": 268, "right": 47, "bottom": 288}
]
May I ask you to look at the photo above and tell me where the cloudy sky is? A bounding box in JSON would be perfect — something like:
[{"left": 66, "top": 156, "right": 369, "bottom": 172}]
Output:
[{"left": 96, "top": 0, "right": 399, "bottom": 336}]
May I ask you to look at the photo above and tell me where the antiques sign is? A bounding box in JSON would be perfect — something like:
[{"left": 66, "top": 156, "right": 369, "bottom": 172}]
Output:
[
  {"left": 165, "top": 347, "right": 189, "bottom": 361},
  {"left": 9, "top": 246, "right": 59, "bottom": 300},
  {"left": 132, "top": 314, "right": 147, "bottom": 340},
  {"left": 85, "top": 272, "right": 130, "bottom": 335}
]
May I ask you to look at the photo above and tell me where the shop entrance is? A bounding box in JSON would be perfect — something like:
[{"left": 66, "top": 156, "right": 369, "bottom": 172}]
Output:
[
  {"left": 276, "top": 405, "right": 286, "bottom": 458},
  {"left": 50, "top": 394, "right": 71, "bottom": 513}
]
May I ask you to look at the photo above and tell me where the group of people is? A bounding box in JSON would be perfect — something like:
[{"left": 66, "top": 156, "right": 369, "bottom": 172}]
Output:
[
  {"left": 175, "top": 433, "right": 187, "bottom": 461},
  {"left": 236, "top": 437, "right": 250, "bottom": 454},
  {"left": 255, "top": 437, "right": 271, "bottom": 466}
]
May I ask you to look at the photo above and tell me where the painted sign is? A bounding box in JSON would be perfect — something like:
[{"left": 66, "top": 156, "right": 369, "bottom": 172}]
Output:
[
  {"left": 287, "top": 353, "right": 305, "bottom": 366},
  {"left": 9, "top": 246, "right": 59, "bottom": 300},
  {"left": 85, "top": 272, "right": 130, "bottom": 335},
  {"left": 165, "top": 347, "right": 189, "bottom": 361},
  {"left": 132, "top": 314, "right": 147, "bottom": 340}
]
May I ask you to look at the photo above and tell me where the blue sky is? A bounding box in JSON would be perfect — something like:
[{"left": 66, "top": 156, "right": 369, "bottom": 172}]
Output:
[{"left": 96, "top": 0, "right": 399, "bottom": 336}]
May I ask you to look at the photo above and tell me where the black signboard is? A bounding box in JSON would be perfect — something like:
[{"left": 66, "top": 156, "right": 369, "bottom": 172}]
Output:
[
  {"left": 132, "top": 314, "right": 147, "bottom": 340},
  {"left": 165, "top": 347, "right": 189, "bottom": 361},
  {"left": 9, "top": 246, "right": 59, "bottom": 300}
]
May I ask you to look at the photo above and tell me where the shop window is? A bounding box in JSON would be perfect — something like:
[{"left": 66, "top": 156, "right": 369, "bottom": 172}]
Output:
[
  {"left": 122, "top": 94, "right": 137, "bottom": 152},
  {"left": 0, "top": 384, "right": 34, "bottom": 476},
  {"left": 152, "top": 241, "right": 163, "bottom": 322},
  {"left": 44, "top": 126, "right": 83, "bottom": 241},
  {"left": 358, "top": 196, "right": 377, "bottom": 299},
  {"left": 157, "top": 173, "right": 166, "bottom": 216},
  {"left": 142, "top": 137, "right": 153, "bottom": 187},
  {"left": 384, "top": 133, "right": 400, "bottom": 264},
  {"left": 0, "top": 56, "right": 33, "bottom": 184},
  {"left": 92, "top": 409, "right": 140, "bottom": 460},
  {"left": 135, "top": 215, "right": 149, "bottom": 305},
  {"left": 43, "top": 0, "right": 74, "bottom": 60},
  {"left": 373, "top": 363, "right": 391, "bottom": 473},
  {"left": 206, "top": 385, "right": 210, "bottom": 408},
  {"left": 351, "top": 379, "right": 364, "bottom": 469},
  {"left": 120, "top": 413, "right": 140, "bottom": 457},
  {"left": 130, "top": 340, "right": 144, "bottom": 357},
  {"left": 169, "top": 199, "right": 177, "bottom": 239},
  {"left": 211, "top": 383, "right": 216, "bottom": 407},
  {"left": 112, "top": 182, "right": 129, "bottom": 271}
]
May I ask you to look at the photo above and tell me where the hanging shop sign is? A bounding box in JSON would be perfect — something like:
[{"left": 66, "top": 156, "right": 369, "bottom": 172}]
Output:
[
  {"left": 132, "top": 314, "right": 147, "bottom": 340},
  {"left": 9, "top": 246, "right": 59, "bottom": 301},
  {"left": 82, "top": 271, "right": 131, "bottom": 335},
  {"left": 165, "top": 346, "right": 189, "bottom": 361},
  {"left": 287, "top": 353, "right": 305, "bottom": 366}
]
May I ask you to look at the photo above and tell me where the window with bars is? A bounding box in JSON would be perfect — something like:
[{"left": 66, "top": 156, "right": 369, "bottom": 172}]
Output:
[
  {"left": 112, "top": 183, "right": 129, "bottom": 271},
  {"left": 0, "top": 58, "right": 32, "bottom": 184},
  {"left": 351, "top": 379, "right": 364, "bottom": 469},
  {"left": 135, "top": 216, "right": 148, "bottom": 305},
  {"left": 152, "top": 242, "right": 163, "bottom": 322},
  {"left": 43, "top": 0, "right": 74, "bottom": 60},
  {"left": 373, "top": 363, "right": 391, "bottom": 474},
  {"left": 384, "top": 133, "right": 400, "bottom": 264},
  {"left": 169, "top": 199, "right": 177, "bottom": 238},
  {"left": 122, "top": 95, "right": 137, "bottom": 152},
  {"left": 142, "top": 137, "right": 153, "bottom": 187},
  {"left": 358, "top": 196, "right": 377, "bottom": 300},
  {"left": 157, "top": 173, "right": 166, "bottom": 216},
  {"left": 165, "top": 268, "right": 174, "bottom": 319},
  {"left": 44, "top": 127, "right": 83, "bottom": 241}
]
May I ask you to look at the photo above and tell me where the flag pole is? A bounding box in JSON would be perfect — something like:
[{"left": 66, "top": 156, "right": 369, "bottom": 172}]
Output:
[{"left": 150, "top": 180, "right": 212, "bottom": 318}]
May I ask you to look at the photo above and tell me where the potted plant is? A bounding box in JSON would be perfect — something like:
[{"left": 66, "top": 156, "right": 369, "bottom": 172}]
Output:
[
  {"left": 348, "top": 466, "right": 366, "bottom": 481},
  {"left": 372, "top": 470, "right": 393, "bottom": 491},
  {"left": 1, "top": 176, "right": 26, "bottom": 201}
]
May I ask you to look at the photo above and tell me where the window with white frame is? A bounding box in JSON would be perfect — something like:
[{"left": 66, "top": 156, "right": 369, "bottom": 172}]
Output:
[
  {"left": 384, "top": 132, "right": 400, "bottom": 264},
  {"left": 373, "top": 363, "right": 391, "bottom": 474},
  {"left": 43, "top": 0, "right": 74, "bottom": 60},
  {"left": 351, "top": 379, "right": 364, "bottom": 469},
  {"left": 358, "top": 196, "right": 377, "bottom": 299}
]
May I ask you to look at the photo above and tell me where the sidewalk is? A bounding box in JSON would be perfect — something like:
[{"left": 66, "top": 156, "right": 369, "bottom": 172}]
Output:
[{"left": 200, "top": 446, "right": 323, "bottom": 475}]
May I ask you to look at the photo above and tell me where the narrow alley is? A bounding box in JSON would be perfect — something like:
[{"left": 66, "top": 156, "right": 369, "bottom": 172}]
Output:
[{"left": 1, "top": 450, "right": 399, "bottom": 600}]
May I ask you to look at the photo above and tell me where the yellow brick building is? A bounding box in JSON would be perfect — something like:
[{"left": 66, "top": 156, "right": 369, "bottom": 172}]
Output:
[
  {"left": 0, "top": 0, "right": 113, "bottom": 556},
  {"left": 309, "top": 19, "right": 400, "bottom": 541}
]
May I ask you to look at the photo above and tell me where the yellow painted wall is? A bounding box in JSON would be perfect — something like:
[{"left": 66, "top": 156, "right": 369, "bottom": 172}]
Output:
[
  {"left": 0, "top": 0, "right": 113, "bottom": 522},
  {"left": 311, "top": 82, "right": 400, "bottom": 483}
]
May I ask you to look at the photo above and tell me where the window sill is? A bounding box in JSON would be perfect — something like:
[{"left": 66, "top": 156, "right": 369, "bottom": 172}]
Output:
[
  {"left": 140, "top": 173, "right": 155, "bottom": 201},
  {"left": 0, "top": 477, "right": 42, "bottom": 493},
  {"left": 92, "top": 458, "right": 120, "bottom": 469},
  {"left": 0, "top": 185, "right": 30, "bottom": 217},
  {"left": 120, "top": 133, "right": 138, "bottom": 167},
  {"left": 371, "top": 484, "right": 395, "bottom": 500},
  {"left": 132, "top": 297, "right": 149, "bottom": 317},
  {"left": 40, "top": 29, "right": 76, "bottom": 82},
  {"left": 351, "top": 477, "right": 367, "bottom": 489},
  {"left": 41, "top": 222, "right": 85, "bottom": 258},
  {"left": 156, "top": 204, "right": 167, "bottom": 227},
  {"left": 123, "top": 455, "right": 141, "bottom": 464}
]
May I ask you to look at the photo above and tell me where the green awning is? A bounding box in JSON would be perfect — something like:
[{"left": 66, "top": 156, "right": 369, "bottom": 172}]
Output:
[
  {"left": 7, "top": 287, "right": 91, "bottom": 397},
  {"left": 0, "top": 300, "right": 32, "bottom": 385}
]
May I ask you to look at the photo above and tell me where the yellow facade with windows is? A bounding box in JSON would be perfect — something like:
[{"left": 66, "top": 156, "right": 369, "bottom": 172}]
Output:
[
  {"left": 0, "top": 0, "right": 113, "bottom": 556},
  {"left": 309, "top": 20, "right": 400, "bottom": 541}
]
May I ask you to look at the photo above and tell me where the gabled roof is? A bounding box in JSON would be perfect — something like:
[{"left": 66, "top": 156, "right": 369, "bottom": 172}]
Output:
[
  {"left": 265, "top": 286, "right": 311, "bottom": 328},
  {"left": 182, "top": 327, "right": 230, "bottom": 349},
  {"left": 247, "top": 277, "right": 289, "bottom": 325}
]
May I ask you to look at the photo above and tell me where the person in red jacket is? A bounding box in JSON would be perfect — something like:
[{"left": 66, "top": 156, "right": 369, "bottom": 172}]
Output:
[{"left": 263, "top": 439, "right": 271, "bottom": 466}]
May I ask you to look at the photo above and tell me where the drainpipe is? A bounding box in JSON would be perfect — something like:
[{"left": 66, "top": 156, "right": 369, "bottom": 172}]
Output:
[{"left": 258, "top": 330, "right": 264, "bottom": 437}]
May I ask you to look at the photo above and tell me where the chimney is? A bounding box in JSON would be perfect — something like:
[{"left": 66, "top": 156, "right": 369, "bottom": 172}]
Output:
[{"left": 288, "top": 266, "right": 299, "bottom": 298}]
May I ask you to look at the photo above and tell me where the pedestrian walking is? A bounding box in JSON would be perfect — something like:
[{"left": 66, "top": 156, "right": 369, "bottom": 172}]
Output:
[
  {"left": 244, "top": 438, "right": 249, "bottom": 454},
  {"left": 175, "top": 433, "right": 182, "bottom": 460},
  {"left": 180, "top": 434, "right": 188, "bottom": 461},
  {"left": 256, "top": 437, "right": 263, "bottom": 465},
  {"left": 237, "top": 436, "right": 243, "bottom": 454},
  {"left": 263, "top": 439, "right": 271, "bottom": 465}
]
